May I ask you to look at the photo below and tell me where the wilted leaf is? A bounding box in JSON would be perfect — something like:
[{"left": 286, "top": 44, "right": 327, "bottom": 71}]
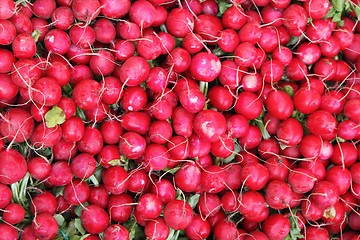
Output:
[{"left": 45, "top": 106, "right": 66, "bottom": 128}]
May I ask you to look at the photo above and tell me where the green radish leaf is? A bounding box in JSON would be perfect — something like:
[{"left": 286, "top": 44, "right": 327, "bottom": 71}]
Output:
[
  {"left": 224, "top": 139, "right": 240, "bottom": 163},
  {"left": 187, "top": 193, "right": 200, "bottom": 209},
  {"left": 54, "top": 214, "right": 65, "bottom": 227},
  {"left": 324, "top": 7, "right": 336, "bottom": 18},
  {"left": 45, "top": 106, "right": 66, "bottom": 128},
  {"left": 332, "top": 0, "right": 344, "bottom": 12},
  {"left": 217, "top": 0, "right": 233, "bottom": 17},
  {"left": 108, "top": 159, "right": 123, "bottom": 166},
  {"left": 162, "top": 165, "right": 181, "bottom": 174},
  {"left": 31, "top": 30, "right": 41, "bottom": 42},
  {"left": 79, "top": 234, "right": 91, "bottom": 240},
  {"left": 74, "top": 218, "right": 86, "bottom": 235},
  {"left": 353, "top": 3, "right": 360, "bottom": 19},
  {"left": 332, "top": 11, "right": 342, "bottom": 22}
]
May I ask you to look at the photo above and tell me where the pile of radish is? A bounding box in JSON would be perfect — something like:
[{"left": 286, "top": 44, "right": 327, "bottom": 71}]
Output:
[{"left": 1, "top": 0, "right": 360, "bottom": 239}]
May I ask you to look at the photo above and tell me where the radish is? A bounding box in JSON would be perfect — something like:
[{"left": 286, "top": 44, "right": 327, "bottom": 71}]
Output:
[
  {"left": 47, "top": 161, "right": 74, "bottom": 187},
  {"left": 266, "top": 89, "right": 294, "bottom": 120},
  {"left": 104, "top": 224, "right": 129, "bottom": 240},
  {"left": 311, "top": 180, "right": 339, "bottom": 210},
  {"left": 241, "top": 162, "right": 270, "bottom": 191},
  {"left": 265, "top": 180, "right": 292, "bottom": 210},
  {"left": 0, "top": 0, "right": 15, "bottom": 20},
  {"left": 72, "top": 0, "right": 100, "bottom": 22},
  {"left": 239, "top": 191, "right": 267, "bottom": 222},
  {"left": 32, "top": 77, "right": 62, "bottom": 107},
  {"left": 145, "top": 217, "right": 170, "bottom": 240},
  {"left": 189, "top": 132, "right": 212, "bottom": 158},
  {"left": 88, "top": 185, "right": 109, "bottom": 209},
  {"left": 44, "top": 29, "right": 71, "bottom": 55},
  {"left": 288, "top": 168, "right": 316, "bottom": 193},
  {"left": 163, "top": 199, "right": 194, "bottom": 230},
  {"left": 0, "top": 224, "right": 18, "bottom": 240},
  {"left": 136, "top": 193, "right": 163, "bottom": 220},
  {"left": 89, "top": 49, "right": 116, "bottom": 76},
  {"left": 234, "top": 91, "right": 263, "bottom": 120},
  {"left": 51, "top": 6, "right": 75, "bottom": 30},
  {"left": 81, "top": 205, "right": 110, "bottom": 234},
  {"left": 129, "top": 0, "right": 156, "bottom": 29},
  {"left": 213, "top": 220, "right": 238, "bottom": 240},
  {"left": 0, "top": 183, "right": 12, "bottom": 208},
  {"left": 184, "top": 214, "right": 210, "bottom": 240},
  {"left": 63, "top": 179, "right": 90, "bottom": 205},
  {"left": 102, "top": 166, "right": 129, "bottom": 194},
  {"left": 0, "top": 149, "right": 27, "bottom": 185},
  {"left": 174, "top": 162, "right": 201, "bottom": 192},
  {"left": 221, "top": 191, "right": 240, "bottom": 212},
  {"left": 31, "top": 213, "right": 59, "bottom": 240},
  {"left": 10, "top": 12, "right": 32, "bottom": 35},
  {"left": 31, "top": 17, "right": 50, "bottom": 41},
  {"left": 190, "top": 52, "right": 221, "bottom": 82},
  {"left": 30, "top": 123, "right": 62, "bottom": 148},
  {"left": 3, "top": 203, "right": 25, "bottom": 224},
  {"left": 30, "top": 191, "right": 57, "bottom": 216},
  {"left": 262, "top": 214, "right": 290, "bottom": 240},
  {"left": 0, "top": 49, "right": 16, "bottom": 74},
  {"left": 166, "top": 8, "right": 194, "bottom": 38},
  {"left": 0, "top": 108, "right": 34, "bottom": 143},
  {"left": 276, "top": 118, "right": 303, "bottom": 146},
  {"left": 107, "top": 193, "right": 133, "bottom": 223},
  {"left": 100, "top": 0, "right": 130, "bottom": 18}
]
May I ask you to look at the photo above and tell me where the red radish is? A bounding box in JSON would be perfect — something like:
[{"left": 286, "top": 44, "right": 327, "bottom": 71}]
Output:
[
  {"left": 200, "top": 165, "right": 227, "bottom": 193},
  {"left": 72, "top": 0, "right": 100, "bottom": 22},
  {"left": 150, "top": 178, "right": 176, "bottom": 204},
  {"left": 137, "top": 34, "right": 163, "bottom": 61},
  {"left": 265, "top": 156, "right": 289, "bottom": 181},
  {"left": 299, "top": 134, "right": 322, "bottom": 159},
  {"left": 63, "top": 179, "right": 90, "bottom": 205},
  {"left": 167, "top": 136, "right": 189, "bottom": 160},
  {"left": 30, "top": 191, "right": 57, "bottom": 216},
  {"left": 81, "top": 205, "right": 110, "bottom": 234},
  {"left": 12, "top": 34, "right": 36, "bottom": 59},
  {"left": 239, "top": 191, "right": 267, "bottom": 222},
  {"left": 258, "top": 26, "right": 280, "bottom": 53},
  {"left": 107, "top": 193, "right": 133, "bottom": 223},
  {"left": 3, "top": 203, "right": 25, "bottom": 224},
  {"left": 171, "top": 107, "right": 195, "bottom": 138},
  {"left": 262, "top": 214, "right": 290, "bottom": 240},
  {"left": 27, "top": 157, "right": 51, "bottom": 180},
  {"left": 44, "top": 29, "right": 71, "bottom": 55},
  {"left": 31, "top": 17, "right": 50, "bottom": 41},
  {"left": 0, "top": 224, "right": 17, "bottom": 240},
  {"left": 11, "top": 12, "right": 33, "bottom": 34},
  {"left": 319, "top": 90, "right": 345, "bottom": 115},
  {"left": 296, "top": 42, "right": 321, "bottom": 65},
  {"left": 0, "top": 0, "right": 15, "bottom": 20},
  {"left": 31, "top": 214, "right": 58, "bottom": 240},
  {"left": 32, "top": 77, "right": 62, "bottom": 106},
  {"left": 30, "top": 123, "right": 62, "bottom": 148},
  {"left": 121, "top": 112, "right": 150, "bottom": 135},
  {"left": 276, "top": 118, "right": 303, "bottom": 146},
  {"left": 148, "top": 120, "right": 172, "bottom": 144},
  {"left": 163, "top": 199, "right": 194, "bottom": 230},
  {"left": 129, "top": 0, "right": 156, "bottom": 28},
  {"left": 89, "top": 50, "right": 116, "bottom": 76},
  {"left": 165, "top": 8, "right": 194, "bottom": 38},
  {"left": 45, "top": 61, "right": 71, "bottom": 87},
  {"left": 102, "top": 166, "right": 129, "bottom": 194},
  {"left": 182, "top": 33, "right": 204, "bottom": 54},
  {"left": 136, "top": 193, "right": 163, "bottom": 220},
  {"left": 72, "top": 80, "right": 102, "bottom": 111},
  {"left": 184, "top": 214, "right": 210, "bottom": 240},
  {"left": 213, "top": 220, "right": 238, "bottom": 240},
  {"left": 104, "top": 224, "right": 129, "bottom": 240},
  {"left": 190, "top": 52, "right": 221, "bottom": 82},
  {"left": 151, "top": 99, "right": 173, "bottom": 120},
  {"left": 47, "top": 161, "right": 74, "bottom": 187},
  {"left": 69, "top": 24, "right": 95, "bottom": 48},
  {"left": 0, "top": 49, "right": 16, "bottom": 73},
  {"left": 93, "top": 18, "right": 116, "bottom": 44},
  {"left": 88, "top": 185, "right": 109, "bottom": 209},
  {"left": 0, "top": 183, "right": 12, "bottom": 208},
  {"left": 266, "top": 90, "right": 294, "bottom": 120},
  {"left": 11, "top": 59, "right": 42, "bottom": 88},
  {"left": 0, "top": 149, "right": 27, "bottom": 185},
  {"left": 221, "top": 191, "right": 240, "bottom": 212},
  {"left": 144, "top": 144, "right": 170, "bottom": 171},
  {"left": 118, "top": 132, "right": 146, "bottom": 160},
  {"left": 71, "top": 153, "right": 97, "bottom": 179},
  {"left": 100, "top": 0, "right": 130, "bottom": 18},
  {"left": 53, "top": 138, "right": 78, "bottom": 161},
  {"left": 51, "top": 6, "right": 75, "bottom": 30},
  {"left": 120, "top": 56, "right": 150, "bottom": 87},
  {"left": 0, "top": 108, "right": 34, "bottom": 143},
  {"left": 100, "top": 120, "right": 123, "bottom": 145},
  {"left": 116, "top": 21, "right": 141, "bottom": 41},
  {"left": 234, "top": 91, "right": 263, "bottom": 120},
  {"left": 193, "top": 110, "right": 227, "bottom": 143},
  {"left": 33, "top": 0, "right": 56, "bottom": 19},
  {"left": 144, "top": 217, "right": 169, "bottom": 240},
  {"left": 331, "top": 142, "right": 358, "bottom": 168},
  {"left": 302, "top": 226, "right": 329, "bottom": 239},
  {"left": 285, "top": 58, "right": 308, "bottom": 81},
  {"left": 311, "top": 180, "right": 339, "bottom": 209},
  {"left": 196, "top": 194, "right": 221, "bottom": 219},
  {"left": 219, "top": 60, "right": 246, "bottom": 90},
  {"left": 174, "top": 162, "right": 201, "bottom": 192},
  {"left": 241, "top": 163, "right": 270, "bottom": 191},
  {"left": 265, "top": 180, "right": 292, "bottom": 210},
  {"left": 344, "top": 99, "right": 360, "bottom": 123},
  {"left": 288, "top": 168, "right": 316, "bottom": 194}
]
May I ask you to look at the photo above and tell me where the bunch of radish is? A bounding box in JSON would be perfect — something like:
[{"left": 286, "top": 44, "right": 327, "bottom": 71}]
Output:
[{"left": 0, "top": 0, "right": 360, "bottom": 239}]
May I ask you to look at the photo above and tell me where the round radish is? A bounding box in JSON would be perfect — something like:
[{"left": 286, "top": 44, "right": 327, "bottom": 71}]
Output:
[
  {"left": 81, "top": 205, "right": 110, "bottom": 234},
  {"left": 163, "top": 199, "right": 194, "bottom": 230},
  {"left": 0, "top": 149, "right": 27, "bottom": 185},
  {"left": 31, "top": 213, "right": 59, "bottom": 240}
]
